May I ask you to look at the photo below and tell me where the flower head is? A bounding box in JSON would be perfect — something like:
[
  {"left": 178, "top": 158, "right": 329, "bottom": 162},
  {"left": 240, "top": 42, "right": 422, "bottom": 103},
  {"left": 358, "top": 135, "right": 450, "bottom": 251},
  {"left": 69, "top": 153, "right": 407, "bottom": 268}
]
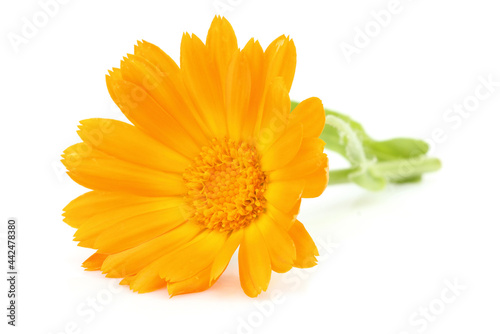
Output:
[{"left": 62, "top": 16, "right": 328, "bottom": 297}]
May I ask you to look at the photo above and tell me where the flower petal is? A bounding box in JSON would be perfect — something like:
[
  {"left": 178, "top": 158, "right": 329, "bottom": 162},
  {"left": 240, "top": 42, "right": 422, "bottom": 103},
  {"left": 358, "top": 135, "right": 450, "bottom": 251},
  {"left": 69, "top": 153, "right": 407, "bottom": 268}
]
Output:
[
  {"left": 268, "top": 136, "right": 328, "bottom": 198},
  {"left": 118, "top": 51, "right": 211, "bottom": 144},
  {"left": 82, "top": 252, "right": 108, "bottom": 271},
  {"left": 168, "top": 229, "right": 244, "bottom": 296},
  {"left": 167, "top": 266, "right": 213, "bottom": 296},
  {"left": 101, "top": 222, "right": 202, "bottom": 278},
  {"left": 63, "top": 191, "right": 135, "bottom": 229},
  {"left": 254, "top": 77, "right": 290, "bottom": 151},
  {"left": 157, "top": 230, "right": 228, "bottom": 283},
  {"left": 210, "top": 229, "right": 244, "bottom": 281},
  {"left": 264, "top": 179, "right": 304, "bottom": 213},
  {"left": 73, "top": 196, "right": 183, "bottom": 247},
  {"left": 240, "top": 38, "right": 265, "bottom": 139},
  {"left": 238, "top": 223, "right": 272, "bottom": 297},
  {"left": 264, "top": 35, "right": 296, "bottom": 92},
  {"left": 124, "top": 229, "right": 224, "bottom": 293},
  {"left": 94, "top": 206, "right": 188, "bottom": 253},
  {"left": 269, "top": 138, "right": 326, "bottom": 181},
  {"left": 288, "top": 97, "right": 325, "bottom": 138},
  {"left": 226, "top": 52, "right": 251, "bottom": 140},
  {"left": 255, "top": 214, "right": 296, "bottom": 273},
  {"left": 128, "top": 267, "right": 167, "bottom": 293},
  {"left": 265, "top": 200, "right": 301, "bottom": 230},
  {"left": 180, "top": 33, "right": 226, "bottom": 138},
  {"left": 289, "top": 220, "right": 319, "bottom": 268},
  {"left": 133, "top": 40, "right": 178, "bottom": 76},
  {"left": 106, "top": 70, "right": 201, "bottom": 157},
  {"left": 77, "top": 118, "right": 191, "bottom": 173},
  {"left": 62, "top": 143, "right": 186, "bottom": 196},
  {"left": 260, "top": 124, "right": 303, "bottom": 171},
  {"left": 206, "top": 16, "right": 238, "bottom": 92},
  {"left": 301, "top": 156, "right": 329, "bottom": 198}
]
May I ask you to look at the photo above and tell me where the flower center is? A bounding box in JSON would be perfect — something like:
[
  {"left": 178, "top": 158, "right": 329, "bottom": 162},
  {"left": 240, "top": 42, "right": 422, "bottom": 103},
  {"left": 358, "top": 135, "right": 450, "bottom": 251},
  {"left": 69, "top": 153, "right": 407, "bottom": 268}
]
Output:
[{"left": 183, "top": 138, "right": 267, "bottom": 232}]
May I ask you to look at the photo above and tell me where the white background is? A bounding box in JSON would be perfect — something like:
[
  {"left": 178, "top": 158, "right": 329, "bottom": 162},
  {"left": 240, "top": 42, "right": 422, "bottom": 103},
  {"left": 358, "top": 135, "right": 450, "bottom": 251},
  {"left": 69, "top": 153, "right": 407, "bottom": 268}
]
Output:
[{"left": 1, "top": 0, "right": 500, "bottom": 333}]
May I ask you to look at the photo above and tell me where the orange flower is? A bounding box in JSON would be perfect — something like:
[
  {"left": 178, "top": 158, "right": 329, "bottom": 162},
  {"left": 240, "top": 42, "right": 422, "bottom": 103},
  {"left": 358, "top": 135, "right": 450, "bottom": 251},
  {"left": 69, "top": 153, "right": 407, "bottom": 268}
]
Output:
[{"left": 62, "top": 16, "right": 328, "bottom": 297}]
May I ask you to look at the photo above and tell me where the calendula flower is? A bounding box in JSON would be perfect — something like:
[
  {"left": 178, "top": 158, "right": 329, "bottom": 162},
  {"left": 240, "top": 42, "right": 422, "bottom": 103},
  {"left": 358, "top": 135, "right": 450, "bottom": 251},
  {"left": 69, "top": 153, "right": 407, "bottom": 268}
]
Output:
[{"left": 62, "top": 16, "right": 328, "bottom": 297}]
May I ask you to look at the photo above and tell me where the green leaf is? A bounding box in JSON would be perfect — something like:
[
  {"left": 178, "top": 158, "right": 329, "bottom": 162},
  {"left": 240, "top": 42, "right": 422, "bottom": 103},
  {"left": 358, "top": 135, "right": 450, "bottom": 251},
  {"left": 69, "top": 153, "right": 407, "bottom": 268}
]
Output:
[
  {"left": 323, "top": 112, "right": 367, "bottom": 166},
  {"left": 319, "top": 109, "right": 371, "bottom": 157},
  {"left": 350, "top": 169, "right": 387, "bottom": 191},
  {"left": 364, "top": 138, "right": 429, "bottom": 162},
  {"left": 391, "top": 175, "right": 422, "bottom": 184}
]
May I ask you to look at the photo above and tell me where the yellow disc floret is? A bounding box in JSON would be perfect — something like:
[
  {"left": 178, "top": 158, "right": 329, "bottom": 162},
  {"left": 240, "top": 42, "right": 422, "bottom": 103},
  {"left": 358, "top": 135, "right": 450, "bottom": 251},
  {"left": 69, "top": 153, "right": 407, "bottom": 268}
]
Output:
[{"left": 183, "top": 138, "right": 267, "bottom": 231}]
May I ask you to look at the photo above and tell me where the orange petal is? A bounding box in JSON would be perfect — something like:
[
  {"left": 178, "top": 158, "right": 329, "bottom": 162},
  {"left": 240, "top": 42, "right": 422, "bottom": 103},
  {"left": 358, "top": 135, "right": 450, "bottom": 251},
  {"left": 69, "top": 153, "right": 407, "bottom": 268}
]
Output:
[
  {"left": 167, "top": 266, "right": 213, "bottom": 297},
  {"left": 206, "top": 16, "right": 238, "bottom": 92},
  {"left": 62, "top": 143, "right": 186, "bottom": 197},
  {"left": 238, "top": 223, "right": 272, "bottom": 297},
  {"left": 166, "top": 230, "right": 243, "bottom": 296},
  {"left": 289, "top": 220, "right": 319, "bottom": 268},
  {"left": 118, "top": 52, "right": 211, "bottom": 144},
  {"left": 255, "top": 214, "right": 296, "bottom": 273},
  {"left": 254, "top": 77, "right": 290, "bottom": 151},
  {"left": 93, "top": 206, "right": 188, "bottom": 253},
  {"left": 82, "top": 252, "right": 108, "bottom": 271},
  {"left": 264, "top": 179, "right": 304, "bottom": 213},
  {"left": 77, "top": 118, "right": 191, "bottom": 173},
  {"left": 101, "top": 222, "right": 202, "bottom": 278},
  {"left": 265, "top": 200, "right": 301, "bottom": 231},
  {"left": 240, "top": 38, "right": 265, "bottom": 139},
  {"left": 156, "top": 230, "right": 228, "bottom": 282},
  {"left": 263, "top": 35, "right": 296, "bottom": 92},
  {"left": 260, "top": 124, "right": 303, "bottom": 171},
  {"left": 180, "top": 33, "right": 226, "bottom": 138},
  {"left": 119, "top": 276, "right": 134, "bottom": 286},
  {"left": 210, "top": 229, "right": 243, "bottom": 281},
  {"left": 269, "top": 138, "right": 327, "bottom": 181},
  {"left": 125, "top": 229, "right": 224, "bottom": 293},
  {"left": 226, "top": 52, "right": 251, "bottom": 140},
  {"left": 128, "top": 267, "right": 168, "bottom": 293},
  {"left": 302, "top": 156, "right": 329, "bottom": 198},
  {"left": 63, "top": 191, "right": 133, "bottom": 229},
  {"left": 72, "top": 195, "right": 182, "bottom": 243},
  {"left": 288, "top": 97, "right": 325, "bottom": 138},
  {"left": 133, "top": 40, "right": 179, "bottom": 77},
  {"left": 168, "top": 230, "right": 243, "bottom": 296},
  {"left": 106, "top": 70, "right": 201, "bottom": 157}
]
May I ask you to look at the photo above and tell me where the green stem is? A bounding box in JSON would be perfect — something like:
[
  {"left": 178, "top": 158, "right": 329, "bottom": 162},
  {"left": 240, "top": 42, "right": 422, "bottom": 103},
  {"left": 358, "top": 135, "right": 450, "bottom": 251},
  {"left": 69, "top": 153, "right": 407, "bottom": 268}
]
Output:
[
  {"left": 329, "top": 168, "right": 356, "bottom": 185},
  {"left": 328, "top": 157, "right": 441, "bottom": 185},
  {"left": 370, "top": 157, "right": 442, "bottom": 181}
]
